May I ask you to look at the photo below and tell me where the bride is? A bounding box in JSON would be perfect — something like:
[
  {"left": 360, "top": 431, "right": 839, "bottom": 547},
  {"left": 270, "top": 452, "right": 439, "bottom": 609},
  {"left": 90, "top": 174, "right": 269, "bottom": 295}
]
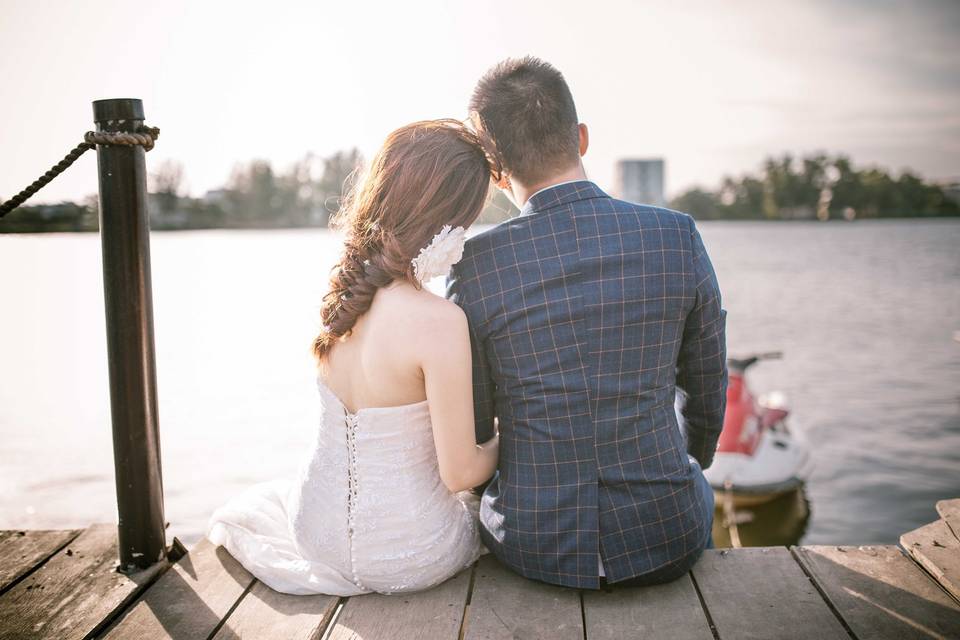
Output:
[{"left": 206, "top": 119, "right": 501, "bottom": 596}]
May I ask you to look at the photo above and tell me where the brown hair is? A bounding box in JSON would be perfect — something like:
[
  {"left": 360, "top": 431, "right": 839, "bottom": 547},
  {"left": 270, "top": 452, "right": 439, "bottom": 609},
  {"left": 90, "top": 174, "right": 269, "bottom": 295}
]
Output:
[
  {"left": 312, "top": 119, "right": 499, "bottom": 362},
  {"left": 469, "top": 56, "right": 580, "bottom": 186}
]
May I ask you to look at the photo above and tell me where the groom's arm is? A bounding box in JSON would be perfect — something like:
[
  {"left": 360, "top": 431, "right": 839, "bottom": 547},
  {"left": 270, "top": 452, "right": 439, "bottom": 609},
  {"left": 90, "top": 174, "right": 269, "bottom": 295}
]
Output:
[
  {"left": 445, "top": 265, "right": 497, "bottom": 445},
  {"left": 676, "top": 216, "right": 728, "bottom": 470}
]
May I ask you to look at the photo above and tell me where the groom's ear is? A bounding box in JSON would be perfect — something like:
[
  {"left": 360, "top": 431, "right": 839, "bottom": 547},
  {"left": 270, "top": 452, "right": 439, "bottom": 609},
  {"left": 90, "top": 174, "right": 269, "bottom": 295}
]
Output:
[{"left": 578, "top": 123, "right": 589, "bottom": 157}]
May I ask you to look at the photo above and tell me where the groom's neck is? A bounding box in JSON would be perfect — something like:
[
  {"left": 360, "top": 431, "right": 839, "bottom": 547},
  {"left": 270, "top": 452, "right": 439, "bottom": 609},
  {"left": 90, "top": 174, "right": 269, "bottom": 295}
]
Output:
[{"left": 511, "top": 162, "right": 589, "bottom": 208}]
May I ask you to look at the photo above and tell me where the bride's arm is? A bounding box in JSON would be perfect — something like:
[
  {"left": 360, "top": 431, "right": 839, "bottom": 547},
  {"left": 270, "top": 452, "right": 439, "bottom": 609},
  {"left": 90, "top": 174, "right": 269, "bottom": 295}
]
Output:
[
  {"left": 421, "top": 302, "right": 499, "bottom": 493},
  {"left": 445, "top": 265, "right": 497, "bottom": 444}
]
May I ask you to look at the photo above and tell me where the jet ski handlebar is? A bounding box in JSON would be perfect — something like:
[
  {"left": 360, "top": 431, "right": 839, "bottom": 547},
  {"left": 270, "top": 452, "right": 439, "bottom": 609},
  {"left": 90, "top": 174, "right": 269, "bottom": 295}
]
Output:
[{"left": 727, "top": 351, "right": 783, "bottom": 371}]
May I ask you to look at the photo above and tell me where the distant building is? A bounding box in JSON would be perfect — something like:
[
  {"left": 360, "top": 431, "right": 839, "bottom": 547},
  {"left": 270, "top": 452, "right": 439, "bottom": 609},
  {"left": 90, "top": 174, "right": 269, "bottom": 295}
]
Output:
[
  {"left": 203, "top": 189, "right": 230, "bottom": 205},
  {"left": 616, "top": 159, "right": 665, "bottom": 207},
  {"left": 147, "top": 192, "right": 188, "bottom": 228}
]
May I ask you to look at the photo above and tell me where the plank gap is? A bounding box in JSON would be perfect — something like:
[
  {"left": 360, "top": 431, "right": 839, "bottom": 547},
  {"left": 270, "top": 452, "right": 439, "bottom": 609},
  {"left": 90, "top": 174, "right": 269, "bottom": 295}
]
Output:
[
  {"left": 788, "top": 547, "right": 858, "bottom": 640},
  {"left": 457, "top": 562, "right": 478, "bottom": 640},
  {"left": 317, "top": 598, "right": 347, "bottom": 640},
  {"left": 315, "top": 596, "right": 348, "bottom": 640},
  {"left": 687, "top": 569, "right": 721, "bottom": 640},
  {"left": 578, "top": 590, "right": 586, "bottom": 640},
  {"left": 897, "top": 542, "right": 960, "bottom": 607},
  {"left": 100, "top": 538, "right": 256, "bottom": 639},
  {"left": 0, "top": 529, "right": 83, "bottom": 597},
  {"left": 900, "top": 519, "right": 960, "bottom": 605},
  {"left": 205, "top": 577, "right": 256, "bottom": 640},
  {"left": 83, "top": 559, "right": 174, "bottom": 638}
]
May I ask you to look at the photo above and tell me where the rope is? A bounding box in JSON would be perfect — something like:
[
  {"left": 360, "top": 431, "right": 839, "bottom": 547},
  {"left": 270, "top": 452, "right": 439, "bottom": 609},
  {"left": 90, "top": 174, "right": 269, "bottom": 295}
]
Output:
[
  {"left": 0, "top": 126, "right": 160, "bottom": 218},
  {"left": 721, "top": 478, "right": 742, "bottom": 548}
]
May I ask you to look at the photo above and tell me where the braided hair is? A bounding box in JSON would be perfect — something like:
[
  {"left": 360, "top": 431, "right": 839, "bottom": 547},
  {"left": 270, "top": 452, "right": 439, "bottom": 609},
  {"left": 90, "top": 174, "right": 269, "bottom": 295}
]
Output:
[{"left": 313, "top": 119, "right": 502, "bottom": 362}]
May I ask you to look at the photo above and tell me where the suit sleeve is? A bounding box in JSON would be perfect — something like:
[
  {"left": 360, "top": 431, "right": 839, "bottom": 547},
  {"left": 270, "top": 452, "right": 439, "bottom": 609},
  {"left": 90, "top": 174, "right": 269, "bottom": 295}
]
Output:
[
  {"left": 676, "top": 216, "right": 728, "bottom": 469},
  {"left": 445, "top": 264, "right": 497, "bottom": 444}
]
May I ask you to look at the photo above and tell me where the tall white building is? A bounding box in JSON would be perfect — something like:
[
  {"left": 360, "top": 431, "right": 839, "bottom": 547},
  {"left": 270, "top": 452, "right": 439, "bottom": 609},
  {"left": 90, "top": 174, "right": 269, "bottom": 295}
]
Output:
[{"left": 616, "top": 159, "right": 665, "bottom": 207}]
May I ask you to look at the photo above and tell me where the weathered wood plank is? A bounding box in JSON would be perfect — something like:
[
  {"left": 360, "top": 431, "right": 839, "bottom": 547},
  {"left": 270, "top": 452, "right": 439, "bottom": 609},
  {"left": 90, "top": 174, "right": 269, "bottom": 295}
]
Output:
[
  {"left": 582, "top": 573, "right": 713, "bottom": 640},
  {"left": 0, "top": 529, "right": 81, "bottom": 593},
  {"left": 463, "top": 555, "right": 582, "bottom": 640},
  {"left": 795, "top": 545, "right": 960, "bottom": 640},
  {"left": 101, "top": 537, "right": 254, "bottom": 639},
  {"left": 691, "top": 547, "right": 848, "bottom": 640},
  {"left": 326, "top": 566, "right": 472, "bottom": 640},
  {"left": 0, "top": 524, "right": 166, "bottom": 640},
  {"left": 901, "top": 519, "right": 960, "bottom": 602},
  {"left": 936, "top": 499, "right": 960, "bottom": 542},
  {"left": 211, "top": 580, "right": 339, "bottom": 640}
]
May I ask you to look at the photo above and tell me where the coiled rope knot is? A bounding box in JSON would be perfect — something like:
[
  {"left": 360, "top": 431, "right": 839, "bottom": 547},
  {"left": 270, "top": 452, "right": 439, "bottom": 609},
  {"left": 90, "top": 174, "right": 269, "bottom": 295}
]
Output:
[{"left": 84, "top": 126, "right": 160, "bottom": 152}]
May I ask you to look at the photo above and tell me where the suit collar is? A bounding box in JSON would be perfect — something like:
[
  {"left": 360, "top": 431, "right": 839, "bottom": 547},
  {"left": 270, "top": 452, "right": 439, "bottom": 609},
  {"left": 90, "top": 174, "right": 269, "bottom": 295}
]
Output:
[{"left": 519, "top": 180, "right": 608, "bottom": 216}]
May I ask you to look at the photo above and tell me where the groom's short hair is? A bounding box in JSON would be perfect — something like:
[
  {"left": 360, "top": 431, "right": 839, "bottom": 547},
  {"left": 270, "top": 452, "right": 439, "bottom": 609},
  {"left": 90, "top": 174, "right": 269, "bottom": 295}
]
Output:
[{"left": 470, "top": 56, "right": 580, "bottom": 186}]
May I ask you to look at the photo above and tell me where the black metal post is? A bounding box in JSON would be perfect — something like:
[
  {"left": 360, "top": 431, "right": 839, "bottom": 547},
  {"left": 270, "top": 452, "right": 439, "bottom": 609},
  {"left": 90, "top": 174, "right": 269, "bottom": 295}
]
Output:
[{"left": 93, "top": 98, "right": 166, "bottom": 572}]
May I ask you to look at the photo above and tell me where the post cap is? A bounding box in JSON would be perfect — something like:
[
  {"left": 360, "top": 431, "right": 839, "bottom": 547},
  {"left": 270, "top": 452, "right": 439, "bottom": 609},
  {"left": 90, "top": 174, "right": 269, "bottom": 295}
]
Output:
[{"left": 93, "top": 99, "right": 145, "bottom": 123}]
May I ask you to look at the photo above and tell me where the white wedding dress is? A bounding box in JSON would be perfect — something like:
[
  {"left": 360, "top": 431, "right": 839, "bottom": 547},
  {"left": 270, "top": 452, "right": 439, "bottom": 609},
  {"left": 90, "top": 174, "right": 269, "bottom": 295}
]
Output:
[{"left": 206, "top": 376, "right": 484, "bottom": 596}]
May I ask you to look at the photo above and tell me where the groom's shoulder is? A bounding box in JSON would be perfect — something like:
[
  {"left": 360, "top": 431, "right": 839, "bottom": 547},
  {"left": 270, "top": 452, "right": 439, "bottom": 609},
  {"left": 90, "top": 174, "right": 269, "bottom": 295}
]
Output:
[
  {"left": 459, "top": 218, "right": 517, "bottom": 265},
  {"left": 608, "top": 197, "right": 697, "bottom": 230},
  {"left": 466, "top": 216, "right": 517, "bottom": 247},
  {"left": 447, "top": 219, "right": 522, "bottom": 296}
]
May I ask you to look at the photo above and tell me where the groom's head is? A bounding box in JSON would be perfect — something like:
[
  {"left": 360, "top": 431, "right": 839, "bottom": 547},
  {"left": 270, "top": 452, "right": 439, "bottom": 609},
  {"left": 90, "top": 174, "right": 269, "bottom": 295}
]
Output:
[{"left": 470, "top": 56, "right": 586, "bottom": 191}]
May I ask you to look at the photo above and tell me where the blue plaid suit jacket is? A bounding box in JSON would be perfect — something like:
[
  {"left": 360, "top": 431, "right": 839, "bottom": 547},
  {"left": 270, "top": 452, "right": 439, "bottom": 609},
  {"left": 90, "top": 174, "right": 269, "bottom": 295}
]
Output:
[{"left": 445, "top": 180, "right": 727, "bottom": 589}]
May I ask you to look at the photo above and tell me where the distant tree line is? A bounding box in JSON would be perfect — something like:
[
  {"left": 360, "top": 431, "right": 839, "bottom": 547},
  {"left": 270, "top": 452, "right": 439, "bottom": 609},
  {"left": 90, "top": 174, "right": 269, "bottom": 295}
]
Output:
[
  {"left": 0, "top": 149, "right": 362, "bottom": 233},
  {"left": 6, "top": 151, "right": 954, "bottom": 233},
  {"left": 0, "top": 198, "right": 100, "bottom": 233},
  {"left": 148, "top": 149, "right": 366, "bottom": 231},
  {"left": 0, "top": 147, "right": 519, "bottom": 233},
  {"left": 670, "top": 153, "right": 959, "bottom": 221}
]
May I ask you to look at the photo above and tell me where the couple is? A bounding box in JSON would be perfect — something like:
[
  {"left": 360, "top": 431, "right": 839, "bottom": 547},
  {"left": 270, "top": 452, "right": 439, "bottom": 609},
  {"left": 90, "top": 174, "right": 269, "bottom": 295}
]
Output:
[{"left": 206, "top": 56, "right": 728, "bottom": 595}]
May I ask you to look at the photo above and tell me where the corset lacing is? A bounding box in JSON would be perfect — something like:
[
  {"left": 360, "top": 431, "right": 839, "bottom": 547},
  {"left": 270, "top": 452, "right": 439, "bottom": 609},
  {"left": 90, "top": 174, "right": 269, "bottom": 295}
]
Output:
[{"left": 344, "top": 408, "right": 365, "bottom": 590}]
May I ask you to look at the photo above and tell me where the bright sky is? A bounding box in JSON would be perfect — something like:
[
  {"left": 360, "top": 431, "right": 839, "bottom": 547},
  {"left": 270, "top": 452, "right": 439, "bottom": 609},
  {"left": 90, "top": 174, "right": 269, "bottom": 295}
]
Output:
[{"left": 2, "top": 0, "right": 958, "bottom": 204}]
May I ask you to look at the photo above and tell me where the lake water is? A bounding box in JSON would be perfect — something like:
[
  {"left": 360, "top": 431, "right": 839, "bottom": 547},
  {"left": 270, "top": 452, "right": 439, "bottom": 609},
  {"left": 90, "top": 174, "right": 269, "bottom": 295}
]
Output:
[{"left": 1, "top": 220, "right": 958, "bottom": 548}]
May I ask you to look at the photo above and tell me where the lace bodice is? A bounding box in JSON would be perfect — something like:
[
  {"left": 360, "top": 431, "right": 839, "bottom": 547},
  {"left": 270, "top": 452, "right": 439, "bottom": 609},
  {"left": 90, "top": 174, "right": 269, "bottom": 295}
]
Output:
[{"left": 206, "top": 376, "right": 482, "bottom": 596}]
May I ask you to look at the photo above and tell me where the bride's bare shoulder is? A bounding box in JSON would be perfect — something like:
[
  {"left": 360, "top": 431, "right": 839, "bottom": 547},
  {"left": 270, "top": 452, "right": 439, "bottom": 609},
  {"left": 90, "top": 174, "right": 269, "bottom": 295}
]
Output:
[{"left": 374, "top": 283, "right": 468, "bottom": 341}]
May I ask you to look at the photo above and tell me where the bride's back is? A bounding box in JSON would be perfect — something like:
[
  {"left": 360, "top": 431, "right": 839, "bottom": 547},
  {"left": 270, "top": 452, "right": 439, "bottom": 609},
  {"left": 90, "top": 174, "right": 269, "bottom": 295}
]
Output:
[{"left": 321, "top": 282, "right": 457, "bottom": 413}]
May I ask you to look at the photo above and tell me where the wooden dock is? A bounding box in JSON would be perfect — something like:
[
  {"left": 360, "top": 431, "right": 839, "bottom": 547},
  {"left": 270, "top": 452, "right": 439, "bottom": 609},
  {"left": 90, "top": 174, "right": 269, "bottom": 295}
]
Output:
[{"left": 1, "top": 500, "right": 958, "bottom": 640}]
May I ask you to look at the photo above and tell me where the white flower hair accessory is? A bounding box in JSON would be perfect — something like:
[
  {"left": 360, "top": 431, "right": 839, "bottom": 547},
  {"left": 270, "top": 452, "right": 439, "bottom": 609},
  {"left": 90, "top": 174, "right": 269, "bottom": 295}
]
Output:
[{"left": 411, "top": 225, "right": 467, "bottom": 285}]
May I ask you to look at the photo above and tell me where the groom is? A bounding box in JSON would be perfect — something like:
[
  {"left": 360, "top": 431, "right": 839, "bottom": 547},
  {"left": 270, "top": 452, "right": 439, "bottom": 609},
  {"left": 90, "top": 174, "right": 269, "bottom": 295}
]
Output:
[{"left": 446, "top": 56, "right": 728, "bottom": 589}]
